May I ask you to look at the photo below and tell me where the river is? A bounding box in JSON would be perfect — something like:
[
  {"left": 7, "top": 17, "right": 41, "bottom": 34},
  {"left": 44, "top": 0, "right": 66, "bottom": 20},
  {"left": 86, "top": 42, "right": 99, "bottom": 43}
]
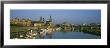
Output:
[{"left": 36, "top": 32, "right": 101, "bottom": 39}]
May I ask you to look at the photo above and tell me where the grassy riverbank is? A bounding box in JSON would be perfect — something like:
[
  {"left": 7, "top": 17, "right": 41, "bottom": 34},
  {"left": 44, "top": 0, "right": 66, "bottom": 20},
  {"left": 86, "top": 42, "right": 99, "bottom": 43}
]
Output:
[{"left": 81, "top": 30, "right": 101, "bottom": 36}]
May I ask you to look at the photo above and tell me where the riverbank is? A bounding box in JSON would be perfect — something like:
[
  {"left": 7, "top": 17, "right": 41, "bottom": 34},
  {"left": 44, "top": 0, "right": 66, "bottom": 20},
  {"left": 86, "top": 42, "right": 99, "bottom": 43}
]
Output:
[
  {"left": 10, "top": 26, "right": 101, "bottom": 39},
  {"left": 79, "top": 30, "right": 101, "bottom": 36}
]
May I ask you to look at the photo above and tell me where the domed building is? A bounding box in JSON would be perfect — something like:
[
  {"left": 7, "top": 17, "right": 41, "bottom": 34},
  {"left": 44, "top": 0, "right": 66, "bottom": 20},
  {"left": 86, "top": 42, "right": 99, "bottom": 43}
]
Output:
[{"left": 33, "top": 16, "right": 54, "bottom": 29}]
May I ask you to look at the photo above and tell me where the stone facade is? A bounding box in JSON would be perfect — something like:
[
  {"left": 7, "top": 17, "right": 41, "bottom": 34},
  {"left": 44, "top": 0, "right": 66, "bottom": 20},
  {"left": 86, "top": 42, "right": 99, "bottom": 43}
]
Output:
[
  {"left": 10, "top": 17, "right": 32, "bottom": 26},
  {"left": 10, "top": 16, "right": 54, "bottom": 28}
]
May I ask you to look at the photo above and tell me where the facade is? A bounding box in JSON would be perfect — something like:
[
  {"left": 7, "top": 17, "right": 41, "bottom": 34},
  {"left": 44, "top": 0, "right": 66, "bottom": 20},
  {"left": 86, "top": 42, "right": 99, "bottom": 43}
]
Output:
[
  {"left": 10, "top": 16, "right": 54, "bottom": 28},
  {"left": 61, "top": 22, "right": 73, "bottom": 31},
  {"left": 33, "top": 21, "right": 44, "bottom": 27},
  {"left": 33, "top": 16, "right": 54, "bottom": 29},
  {"left": 10, "top": 17, "right": 32, "bottom": 26}
]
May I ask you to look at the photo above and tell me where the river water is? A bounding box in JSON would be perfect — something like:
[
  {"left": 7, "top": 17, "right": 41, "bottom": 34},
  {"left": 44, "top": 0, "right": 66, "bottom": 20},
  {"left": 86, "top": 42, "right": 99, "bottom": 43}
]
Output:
[{"left": 41, "top": 32, "right": 101, "bottom": 39}]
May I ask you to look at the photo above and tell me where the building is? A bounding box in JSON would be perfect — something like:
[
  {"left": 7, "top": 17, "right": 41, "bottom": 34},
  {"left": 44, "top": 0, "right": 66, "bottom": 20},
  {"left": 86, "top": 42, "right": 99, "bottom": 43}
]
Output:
[
  {"left": 45, "top": 16, "right": 54, "bottom": 28},
  {"left": 10, "top": 16, "right": 54, "bottom": 29},
  {"left": 33, "top": 21, "right": 44, "bottom": 27},
  {"left": 33, "top": 16, "right": 45, "bottom": 28},
  {"left": 33, "top": 16, "right": 54, "bottom": 29},
  {"left": 10, "top": 17, "right": 32, "bottom": 26},
  {"left": 61, "top": 22, "right": 73, "bottom": 31},
  {"left": 10, "top": 17, "right": 19, "bottom": 25}
]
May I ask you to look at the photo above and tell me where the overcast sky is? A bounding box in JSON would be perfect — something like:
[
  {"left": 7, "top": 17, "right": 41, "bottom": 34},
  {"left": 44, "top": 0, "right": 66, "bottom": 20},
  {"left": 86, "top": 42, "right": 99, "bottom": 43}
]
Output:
[{"left": 10, "top": 9, "right": 101, "bottom": 24}]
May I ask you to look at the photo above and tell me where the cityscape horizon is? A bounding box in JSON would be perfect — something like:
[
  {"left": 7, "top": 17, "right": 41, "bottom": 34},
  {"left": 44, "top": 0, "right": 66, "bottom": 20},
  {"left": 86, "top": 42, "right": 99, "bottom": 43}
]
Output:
[
  {"left": 10, "top": 9, "right": 101, "bottom": 39},
  {"left": 10, "top": 16, "right": 101, "bottom": 25},
  {"left": 10, "top": 9, "right": 101, "bottom": 24}
]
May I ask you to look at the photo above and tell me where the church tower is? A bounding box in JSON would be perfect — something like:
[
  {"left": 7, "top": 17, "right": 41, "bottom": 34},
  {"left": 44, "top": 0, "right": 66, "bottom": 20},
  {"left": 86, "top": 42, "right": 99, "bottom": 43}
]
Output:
[
  {"left": 40, "top": 16, "right": 42, "bottom": 21},
  {"left": 49, "top": 16, "right": 52, "bottom": 22}
]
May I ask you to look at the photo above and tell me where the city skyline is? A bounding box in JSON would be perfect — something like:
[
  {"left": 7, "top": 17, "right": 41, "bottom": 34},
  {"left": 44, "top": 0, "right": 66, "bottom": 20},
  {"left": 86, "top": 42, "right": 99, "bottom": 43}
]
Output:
[{"left": 10, "top": 9, "right": 101, "bottom": 24}]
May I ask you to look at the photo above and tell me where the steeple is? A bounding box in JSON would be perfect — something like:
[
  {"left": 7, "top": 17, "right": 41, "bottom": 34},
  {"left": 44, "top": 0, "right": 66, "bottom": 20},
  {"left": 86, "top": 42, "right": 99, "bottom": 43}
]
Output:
[
  {"left": 40, "top": 16, "right": 42, "bottom": 21},
  {"left": 49, "top": 16, "right": 52, "bottom": 22}
]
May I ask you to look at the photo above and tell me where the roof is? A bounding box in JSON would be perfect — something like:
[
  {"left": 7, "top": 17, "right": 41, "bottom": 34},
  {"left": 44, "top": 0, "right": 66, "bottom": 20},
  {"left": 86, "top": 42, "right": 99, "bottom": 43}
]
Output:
[{"left": 32, "top": 21, "right": 44, "bottom": 23}]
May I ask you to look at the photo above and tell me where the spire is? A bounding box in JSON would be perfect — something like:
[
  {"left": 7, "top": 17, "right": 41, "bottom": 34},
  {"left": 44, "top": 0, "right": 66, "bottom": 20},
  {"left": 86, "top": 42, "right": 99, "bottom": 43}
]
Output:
[
  {"left": 49, "top": 16, "right": 52, "bottom": 22},
  {"left": 40, "top": 16, "right": 42, "bottom": 21}
]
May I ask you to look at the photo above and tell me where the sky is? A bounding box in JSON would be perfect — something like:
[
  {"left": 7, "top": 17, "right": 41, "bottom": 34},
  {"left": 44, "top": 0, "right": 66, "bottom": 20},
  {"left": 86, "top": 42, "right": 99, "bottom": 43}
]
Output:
[{"left": 10, "top": 9, "right": 101, "bottom": 24}]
